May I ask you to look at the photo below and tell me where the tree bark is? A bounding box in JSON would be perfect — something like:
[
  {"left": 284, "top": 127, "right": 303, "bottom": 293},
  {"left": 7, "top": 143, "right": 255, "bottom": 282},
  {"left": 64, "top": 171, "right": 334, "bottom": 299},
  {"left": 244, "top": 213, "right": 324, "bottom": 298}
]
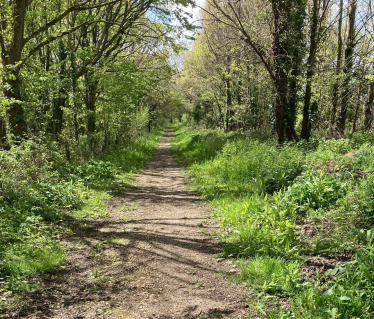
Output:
[
  {"left": 85, "top": 72, "right": 98, "bottom": 152},
  {"left": 336, "top": 0, "right": 357, "bottom": 135},
  {"left": 50, "top": 42, "right": 68, "bottom": 138},
  {"left": 331, "top": 0, "right": 344, "bottom": 127},
  {"left": 2, "top": 75, "right": 26, "bottom": 139},
  {"left": 271, "top": 0, "right": 288, "bottom": 143},
  {"left": 301, "top": 0, "right": 319, "bottom": 140},
  {"left": 0, "top": 118, "right": 6, "bottom": 146},
  {"left": 364, "top": 81, "right": 374, "bottom": 130},
  {"left": 225, "top": 78, "right": 233, "bottom": 132},
  {"left": 1, "top": 0, "right": 28, "bottom": 142},
  {"left": 351, "top": 100, "right": 360, "bottom": 135},
  {"left": 148, "top": 104, "right": 155, "bottom": 133},
  {"left": 273, "top": 77, "right": 287, "bottom": 143},
  {"left": 286, "top": 76, "right": 300, "bottom": 142}
]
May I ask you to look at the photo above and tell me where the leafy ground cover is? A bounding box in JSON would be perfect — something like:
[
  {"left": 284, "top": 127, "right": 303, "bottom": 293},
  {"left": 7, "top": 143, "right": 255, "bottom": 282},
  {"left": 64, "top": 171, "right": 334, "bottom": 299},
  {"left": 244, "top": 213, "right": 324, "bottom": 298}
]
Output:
[
  {"left": 172, "top": 125, "right": 374, "bottom": 319},
  {"left": 0, "top": 129, "right": 163, "bottom": 309}
]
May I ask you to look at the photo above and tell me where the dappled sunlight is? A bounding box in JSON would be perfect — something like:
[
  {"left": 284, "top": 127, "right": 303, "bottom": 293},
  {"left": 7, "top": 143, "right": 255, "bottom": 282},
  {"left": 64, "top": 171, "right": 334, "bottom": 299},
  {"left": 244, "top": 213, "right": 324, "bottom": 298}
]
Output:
[{"left": 7, "top": 129, "right": 247, "bottom": 319}]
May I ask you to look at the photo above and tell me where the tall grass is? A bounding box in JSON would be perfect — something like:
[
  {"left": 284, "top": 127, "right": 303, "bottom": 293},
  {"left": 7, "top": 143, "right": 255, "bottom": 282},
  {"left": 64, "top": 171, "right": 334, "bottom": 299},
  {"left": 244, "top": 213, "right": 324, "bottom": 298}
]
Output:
[{"left": 172, "top": 124, "right": 374, "bottom": 319}]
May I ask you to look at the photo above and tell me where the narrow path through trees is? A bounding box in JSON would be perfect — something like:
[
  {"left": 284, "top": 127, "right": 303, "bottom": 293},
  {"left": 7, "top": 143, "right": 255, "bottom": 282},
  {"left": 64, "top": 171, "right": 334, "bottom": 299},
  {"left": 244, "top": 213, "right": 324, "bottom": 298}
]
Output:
[{"left": 7, "top": 129, "right": 248, "bottom": 319}]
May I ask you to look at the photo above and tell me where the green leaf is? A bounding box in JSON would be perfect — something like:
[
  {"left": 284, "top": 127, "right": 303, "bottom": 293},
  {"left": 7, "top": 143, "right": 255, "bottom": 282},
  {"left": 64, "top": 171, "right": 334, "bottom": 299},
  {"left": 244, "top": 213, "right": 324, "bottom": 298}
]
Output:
[{"left": 338, "top": 296, "right": 351, "bottom": 301}]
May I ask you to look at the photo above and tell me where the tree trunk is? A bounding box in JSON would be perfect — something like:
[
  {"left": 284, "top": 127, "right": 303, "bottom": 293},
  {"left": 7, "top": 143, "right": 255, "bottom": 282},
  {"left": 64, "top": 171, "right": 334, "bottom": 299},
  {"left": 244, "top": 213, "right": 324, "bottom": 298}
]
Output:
[
  {"left": 237, "top": 77, "right": 242, "bottom": 106},
  {"left": 148, "top": 104, "right": 154, "bottom": 133},
  {"left": 271, "top": 0, "right": 306, "bottom": 142},
  {"left": 74, "top": 113, "right": 79, "bottom": 141},
  {"left": 285, "top": 76, "right": 299, "bottom": 142},
  {"left": 271, "top": 0, "right": 288, "bottom": 143},
  {"left": 225, "top": 78, "right": 233, "bottom": 132},
  {"left": 213, "top": 93, "right": 224, "bottom": 129},
  {"left": 2, "top": 76, "right": 26, "bottom": 139},
  {"left": 364, "top": 81, "right": 374, "bottom": 130},
  {"left": 331, "top": 0, "right": 344, "bottom": 128},
  {"left": 336, "top": 0, "right": 357, "bottom": 135},
  {"left": 351, "top": 100, "right": 360, "bottom": 135},
  {"left": 85, "top": 73, "right": 98, "bottom": 152},
  {"left": 51, "top": 96, "right": 65, "bottom": 137},
  {"left": 308, "top": 100, "right": 318, "bottom": 137},
  {"left": 103, "top": 115, "right": 109, "bottom": 152},
  {"left": 273, "top": 77, "right": 287, "bottom": 143},
  {"left": 51, "top": 42, "right": 68, "bottom": 138},
  {"left": 301, "top": 0, "right": 319, "bottom": 140},
  {"left": 0, "top": 119, "right": 6, "bottom": 146},
  {"left": 1, "top": 0, "right": 28, "bottom": 142}
]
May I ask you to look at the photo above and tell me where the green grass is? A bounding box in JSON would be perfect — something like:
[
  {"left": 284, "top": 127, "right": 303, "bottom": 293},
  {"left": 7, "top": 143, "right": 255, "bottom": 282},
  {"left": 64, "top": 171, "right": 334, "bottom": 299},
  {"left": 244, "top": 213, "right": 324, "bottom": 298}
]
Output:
[
  {"left": 3, "top": 245, "right": 65, "bottom": 278},
  {"left": 0, "top": 128, "right": 164, "bottom": 301},
  {"left": 172, "top": 124, "right": 374, "bottom": 319},
  {"left": 173, "top": 127, "right": 304, "bottom": 199},
  {"left": 73, "top": 190, "right": 111, "bottom": 218},
  {"left": 171, "top": 126, "right": 233, "bottom": 164}
]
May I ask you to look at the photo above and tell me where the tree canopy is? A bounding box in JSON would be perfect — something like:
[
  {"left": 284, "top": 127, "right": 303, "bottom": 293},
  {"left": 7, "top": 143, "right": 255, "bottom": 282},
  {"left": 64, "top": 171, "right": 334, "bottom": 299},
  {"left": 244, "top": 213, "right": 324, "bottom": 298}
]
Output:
[
  {"left": 179, "top": 0, "right": 374, "bottom": 142},
  {"left": 0, "top": 0, "right": 191, "bottom": 149}
]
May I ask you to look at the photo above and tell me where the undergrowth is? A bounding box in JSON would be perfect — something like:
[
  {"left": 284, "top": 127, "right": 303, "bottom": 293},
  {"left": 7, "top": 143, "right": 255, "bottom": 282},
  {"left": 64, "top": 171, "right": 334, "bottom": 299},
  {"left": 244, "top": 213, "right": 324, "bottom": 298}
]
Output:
[
  {"left": 0, "top": 129, "right": 163, "bottom": 307},
  {"left": 172, "top": 125, "right": 374, "bottom": 319}
]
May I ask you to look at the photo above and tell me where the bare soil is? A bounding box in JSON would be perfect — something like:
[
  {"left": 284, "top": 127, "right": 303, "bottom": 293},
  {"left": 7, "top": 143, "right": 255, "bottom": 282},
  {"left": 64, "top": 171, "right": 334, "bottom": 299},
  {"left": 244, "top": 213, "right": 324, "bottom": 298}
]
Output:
[{"left": 5, "top": 129, "right": 248, "bottom": 319}]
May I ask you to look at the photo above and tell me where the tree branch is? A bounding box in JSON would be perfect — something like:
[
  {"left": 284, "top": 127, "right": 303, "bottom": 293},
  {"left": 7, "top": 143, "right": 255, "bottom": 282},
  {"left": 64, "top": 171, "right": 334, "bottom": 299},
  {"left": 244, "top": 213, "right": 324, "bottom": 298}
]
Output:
[
  {"left": 25, "top": 21, "right": 94, "bottom": 60},
  {"left": 23, "top": 0, "right": 120, "bottom": 45}
]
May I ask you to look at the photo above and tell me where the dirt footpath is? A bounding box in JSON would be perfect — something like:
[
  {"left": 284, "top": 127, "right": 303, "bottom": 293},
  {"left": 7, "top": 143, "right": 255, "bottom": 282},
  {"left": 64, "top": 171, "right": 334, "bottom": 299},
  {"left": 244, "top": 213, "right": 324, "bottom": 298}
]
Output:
[{"left": 8, "top": 129, "right": 248, "bottom": 319}]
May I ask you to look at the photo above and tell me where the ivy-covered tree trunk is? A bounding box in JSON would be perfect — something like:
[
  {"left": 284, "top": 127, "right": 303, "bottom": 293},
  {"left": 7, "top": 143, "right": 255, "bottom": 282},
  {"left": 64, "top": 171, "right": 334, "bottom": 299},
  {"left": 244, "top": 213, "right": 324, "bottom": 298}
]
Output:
[
  {"left": 285, "top": 0, "right": 306, "bottom": 142},
  {"left": 271, "top": 0, "right": 306, "bottom": 142},
  {"left": 1, "top": 0, "right": 28, "bottom": 142},
  {"left": 273, "top": 75, "right": 287, "bottom": 143},
  {"left": 2, "top": 73, "right": 26, "bottom": 140},
  {"left": 271, "top": 0, "right": 288, "bottom": 143},
  {"left": 286, "top": 76, "right": 300, "bottom": 142}
]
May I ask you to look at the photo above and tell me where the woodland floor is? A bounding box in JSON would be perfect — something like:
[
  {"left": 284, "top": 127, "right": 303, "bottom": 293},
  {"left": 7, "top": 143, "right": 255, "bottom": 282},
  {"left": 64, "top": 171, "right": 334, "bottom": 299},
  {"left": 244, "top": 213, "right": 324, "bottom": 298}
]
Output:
[{"left": 5, "top": 129, "right": 249, "bottom": 319}]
